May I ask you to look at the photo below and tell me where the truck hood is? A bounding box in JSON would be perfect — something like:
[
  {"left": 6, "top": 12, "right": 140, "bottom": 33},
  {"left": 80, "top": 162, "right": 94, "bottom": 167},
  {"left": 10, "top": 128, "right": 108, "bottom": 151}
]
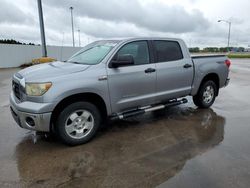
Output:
[{"left": 18, "top": 61, "right": 90, "bottom": 82}]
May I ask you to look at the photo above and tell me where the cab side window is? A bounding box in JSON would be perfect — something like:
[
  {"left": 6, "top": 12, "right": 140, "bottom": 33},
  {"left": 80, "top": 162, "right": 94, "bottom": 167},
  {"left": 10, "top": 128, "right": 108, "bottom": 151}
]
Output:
[
  {"left": 154, "top": 40, "right": 183, "bottom": 62},
  {"left": 116, "top": 41, "right": 150, "bottom": 65}
]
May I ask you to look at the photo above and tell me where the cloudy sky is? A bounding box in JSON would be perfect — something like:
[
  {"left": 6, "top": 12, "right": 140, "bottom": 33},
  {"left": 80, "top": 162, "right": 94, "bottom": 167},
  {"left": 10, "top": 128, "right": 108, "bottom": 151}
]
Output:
[{"left": 0, "top": 0, "right": 249, "bottom": 48}]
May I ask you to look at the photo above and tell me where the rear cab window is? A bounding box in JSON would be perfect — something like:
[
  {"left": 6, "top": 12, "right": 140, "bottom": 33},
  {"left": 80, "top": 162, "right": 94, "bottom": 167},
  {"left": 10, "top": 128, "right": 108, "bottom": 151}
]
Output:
[{"left": 153, "top": 40, "right": 183, "bottom": 63}]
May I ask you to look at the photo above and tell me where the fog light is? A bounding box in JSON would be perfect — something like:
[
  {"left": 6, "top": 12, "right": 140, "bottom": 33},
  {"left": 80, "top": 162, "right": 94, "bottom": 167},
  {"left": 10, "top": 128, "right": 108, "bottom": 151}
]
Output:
[{"left": 26, "top": 117, "right": 35, "bottom": 127}]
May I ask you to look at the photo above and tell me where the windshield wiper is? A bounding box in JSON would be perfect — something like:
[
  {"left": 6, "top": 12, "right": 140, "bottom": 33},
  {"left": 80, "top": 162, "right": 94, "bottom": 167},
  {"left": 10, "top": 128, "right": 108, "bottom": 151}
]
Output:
[{"left": 67, "top": 61, "right": 83, "bottom": 64}]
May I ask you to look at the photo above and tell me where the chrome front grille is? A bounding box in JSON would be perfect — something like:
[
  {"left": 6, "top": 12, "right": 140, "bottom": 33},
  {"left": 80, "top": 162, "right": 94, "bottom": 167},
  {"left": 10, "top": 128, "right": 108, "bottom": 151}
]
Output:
[
  {"left": 12, "top": 80, "right": 21, "bottom": 100},
  {"left": 12, "top": 73, "right": 25, "bottom": 101}
]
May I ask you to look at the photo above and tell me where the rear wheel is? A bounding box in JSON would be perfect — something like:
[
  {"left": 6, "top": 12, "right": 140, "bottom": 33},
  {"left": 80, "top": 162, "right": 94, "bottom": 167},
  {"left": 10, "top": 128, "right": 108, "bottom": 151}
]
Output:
[
  {"left": 55, "top": 102, "right": 101, "bottom": 145},
  {"left": 193, "top": 80, "right": 217, "bottom": 108}
]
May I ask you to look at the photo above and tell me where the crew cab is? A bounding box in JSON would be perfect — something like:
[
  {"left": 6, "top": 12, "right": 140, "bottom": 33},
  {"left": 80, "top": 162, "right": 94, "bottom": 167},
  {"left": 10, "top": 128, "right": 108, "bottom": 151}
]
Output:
[{"left": 10, "top": 37, "right": 230, "bottom": 145}]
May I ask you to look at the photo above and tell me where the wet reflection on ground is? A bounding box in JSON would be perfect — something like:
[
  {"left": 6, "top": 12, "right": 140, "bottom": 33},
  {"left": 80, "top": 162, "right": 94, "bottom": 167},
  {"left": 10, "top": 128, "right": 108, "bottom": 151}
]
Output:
[{"left": 14, "top": 107, "right": 224, "bottom": 187}]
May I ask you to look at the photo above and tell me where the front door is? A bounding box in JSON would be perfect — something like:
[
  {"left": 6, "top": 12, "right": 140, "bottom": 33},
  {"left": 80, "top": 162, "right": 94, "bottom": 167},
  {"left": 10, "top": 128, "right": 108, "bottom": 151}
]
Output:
[{"left": 107, "top": 41, "right": 156, "bottom": 113}]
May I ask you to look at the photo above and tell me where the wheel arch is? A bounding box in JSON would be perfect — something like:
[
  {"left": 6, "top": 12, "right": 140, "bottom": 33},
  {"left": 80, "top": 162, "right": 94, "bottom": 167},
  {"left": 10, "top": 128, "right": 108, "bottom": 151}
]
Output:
[
  {"left": 50, "top": 92, "right": 108, "bottom": 132},
  {"left": 198, "top": 73, "right": 220, "bottom": 96}
]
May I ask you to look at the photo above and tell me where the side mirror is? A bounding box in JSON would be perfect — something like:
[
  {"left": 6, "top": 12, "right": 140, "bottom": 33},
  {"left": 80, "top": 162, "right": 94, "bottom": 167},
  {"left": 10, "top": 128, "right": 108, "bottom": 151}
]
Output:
[{"left": 111, "top": 54, "right": 134, "bottom": 68}]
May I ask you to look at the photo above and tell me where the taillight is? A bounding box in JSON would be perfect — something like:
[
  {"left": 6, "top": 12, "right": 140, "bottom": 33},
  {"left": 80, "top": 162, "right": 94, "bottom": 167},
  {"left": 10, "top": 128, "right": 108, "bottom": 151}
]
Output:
[{"left": 225, "top": 59, "right": 231, "bottom": 68}]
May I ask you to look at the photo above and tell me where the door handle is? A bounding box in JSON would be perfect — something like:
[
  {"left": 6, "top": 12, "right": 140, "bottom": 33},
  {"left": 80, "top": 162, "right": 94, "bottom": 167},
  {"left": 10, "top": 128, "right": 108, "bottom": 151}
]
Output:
[
  {"left": 183, "top": 64, "right": 192, "bottom": 68},
  {"left": 145, "top": 68, "right": 156, "bottom": 73}
]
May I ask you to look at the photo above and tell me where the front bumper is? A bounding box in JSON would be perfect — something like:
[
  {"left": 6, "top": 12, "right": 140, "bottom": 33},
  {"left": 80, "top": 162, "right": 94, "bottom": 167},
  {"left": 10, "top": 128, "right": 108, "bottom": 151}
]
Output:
[{"left": 10, "top": 92, "right": 52, "bottom": 132}]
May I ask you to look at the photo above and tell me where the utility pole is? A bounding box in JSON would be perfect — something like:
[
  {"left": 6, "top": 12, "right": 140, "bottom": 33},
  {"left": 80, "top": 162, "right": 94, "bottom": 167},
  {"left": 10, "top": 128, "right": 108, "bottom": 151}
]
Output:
[
  {"left": 218, "top": 19, "right": 232, "bottom": 52},
  {"left": 69, "top": 6, "right": 75, "bottom": 47},
  {"left": 78, "top": 29, "right": 81, "bottom": 47},
  {"left": 228, "top": 22, "right": 231, "bottom": 51},
  {"left": 37, "top": 0, "right": 47, "bottom": 57}
]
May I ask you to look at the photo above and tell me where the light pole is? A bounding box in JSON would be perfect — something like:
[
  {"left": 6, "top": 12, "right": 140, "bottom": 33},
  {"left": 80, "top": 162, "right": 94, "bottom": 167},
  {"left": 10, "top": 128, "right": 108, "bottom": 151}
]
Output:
[
  {"left": 60, "top": 32, "right": 64, "bottom": 61},
  {"left": 78, "top": 29, "right": 81, "bottom": 47},
  {"left": 37, "top": 0, "right": 47, "bottom": 57},
  {"left": 218, "top": 19, "right": 231, "bottom": 52},
  {"left": 69, "top": 6, "right": 75, "bottom": 47}
]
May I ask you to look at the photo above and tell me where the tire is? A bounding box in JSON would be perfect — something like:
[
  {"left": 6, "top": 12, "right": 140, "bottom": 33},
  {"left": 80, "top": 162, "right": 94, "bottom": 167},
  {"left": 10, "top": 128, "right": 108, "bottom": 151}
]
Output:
[
  {"left": 55, "top": 102, "right": 101, "bottom": 146},
  {"left": 193, "top": 80, "right": 217, "bottom": 109}
]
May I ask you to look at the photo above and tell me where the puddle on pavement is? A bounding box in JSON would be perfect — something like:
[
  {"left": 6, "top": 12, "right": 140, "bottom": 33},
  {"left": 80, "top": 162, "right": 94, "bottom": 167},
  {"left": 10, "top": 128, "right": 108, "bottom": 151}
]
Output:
[{"left": 10, "top": 106, "right": 225, "bottom": 187}]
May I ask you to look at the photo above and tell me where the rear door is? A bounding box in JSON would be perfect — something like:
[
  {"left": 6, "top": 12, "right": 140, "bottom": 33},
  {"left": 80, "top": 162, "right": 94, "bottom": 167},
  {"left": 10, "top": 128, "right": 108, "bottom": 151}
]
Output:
[
  {"left": 152, "top": 40, "right": 193, "bottom": 102},
  {"left": 107, "top": 41, "right": 156, "bottom": 113}
]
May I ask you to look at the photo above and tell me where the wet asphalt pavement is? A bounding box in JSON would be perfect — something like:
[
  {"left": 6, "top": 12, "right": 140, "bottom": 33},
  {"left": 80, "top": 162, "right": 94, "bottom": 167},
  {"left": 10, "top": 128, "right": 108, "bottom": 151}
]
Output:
[{"left": 0, "top": 59, "right": 250, "bottom": 188}]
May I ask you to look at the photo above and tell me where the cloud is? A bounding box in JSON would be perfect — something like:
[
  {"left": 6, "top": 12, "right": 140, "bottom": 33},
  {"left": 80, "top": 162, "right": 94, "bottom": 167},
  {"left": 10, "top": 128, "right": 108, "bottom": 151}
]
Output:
[
  {"left": 0, "top": 23, "right": 40, "bottom": 43},
  {"left": 0, "top": 0, "right": 249, "bottom": 47},
  {"left": 0, "top": 0, "right": 35, "bottom": 24},
  {"left": 76, "top": 18, "right": 150, "bottom": 38},
  {"left": 44, "top": 0, "right": 210, "bottom": 34}
]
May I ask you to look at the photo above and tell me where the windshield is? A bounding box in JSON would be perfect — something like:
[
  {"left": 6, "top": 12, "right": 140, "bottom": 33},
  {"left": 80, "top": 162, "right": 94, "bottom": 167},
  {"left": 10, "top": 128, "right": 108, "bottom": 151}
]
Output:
[{"left": 67, "top": 40, "right": 119, "bottom": 65}]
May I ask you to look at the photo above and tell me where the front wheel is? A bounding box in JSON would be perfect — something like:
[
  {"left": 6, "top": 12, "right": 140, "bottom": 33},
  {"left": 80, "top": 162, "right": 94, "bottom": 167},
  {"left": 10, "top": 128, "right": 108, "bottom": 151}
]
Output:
[
  {"left": 193, "top": 80, "right": 217, "bottom": 108},
  {"left": 55, "top": 102, "right": 101, "bottom": 145}
]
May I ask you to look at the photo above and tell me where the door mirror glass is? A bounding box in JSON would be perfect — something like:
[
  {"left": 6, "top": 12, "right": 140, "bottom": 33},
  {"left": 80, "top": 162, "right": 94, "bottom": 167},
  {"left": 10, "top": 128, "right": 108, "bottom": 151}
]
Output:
[{"left": 111, "top": 54, "right": 134, "bottom": 68}]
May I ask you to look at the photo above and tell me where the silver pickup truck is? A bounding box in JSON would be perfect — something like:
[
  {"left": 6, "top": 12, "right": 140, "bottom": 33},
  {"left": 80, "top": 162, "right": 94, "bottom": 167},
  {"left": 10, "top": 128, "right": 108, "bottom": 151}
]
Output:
[{"left": 10, "top": 37, "right": 230, "bottom": 145}]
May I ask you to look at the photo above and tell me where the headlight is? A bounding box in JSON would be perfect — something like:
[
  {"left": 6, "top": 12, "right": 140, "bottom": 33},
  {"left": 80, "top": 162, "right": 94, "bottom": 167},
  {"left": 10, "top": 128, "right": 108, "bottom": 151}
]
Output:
[{"left": 25, "top": 82, "right": 52, "bottom": 96}]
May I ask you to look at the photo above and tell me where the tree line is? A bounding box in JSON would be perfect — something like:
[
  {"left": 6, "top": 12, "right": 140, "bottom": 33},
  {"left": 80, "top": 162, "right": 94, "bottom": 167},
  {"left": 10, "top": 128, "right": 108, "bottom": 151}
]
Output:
[
  {"left": 189, "top": 47, "right": 245, "bottom": 53},
  {"left": 0, "top": 39, "right": 35, "bottom": 45},
  {"left": 0, "top": 39, "right": 247, "bottom": 52}
]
